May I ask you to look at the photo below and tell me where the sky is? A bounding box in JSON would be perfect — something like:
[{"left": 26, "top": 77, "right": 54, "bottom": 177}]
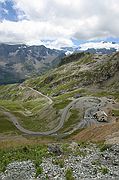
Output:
[{"left": 0, "top": 0, "right": 119, "bottom": 49}]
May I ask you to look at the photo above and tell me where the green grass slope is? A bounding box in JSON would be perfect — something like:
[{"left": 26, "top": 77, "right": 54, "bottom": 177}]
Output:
[
  {"left": 0, "top": 84, "right": 58, "bottom": 134},
  {"left": 0, "top": 52, "right": 119, "bottom": 136},
  {"left": 25, "top": 52, "right": 119, "bottom": 100}
]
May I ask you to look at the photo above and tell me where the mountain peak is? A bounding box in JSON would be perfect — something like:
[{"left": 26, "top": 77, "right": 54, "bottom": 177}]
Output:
[{"left": 0, "top": 43, "right": 65, "bottom": 84}]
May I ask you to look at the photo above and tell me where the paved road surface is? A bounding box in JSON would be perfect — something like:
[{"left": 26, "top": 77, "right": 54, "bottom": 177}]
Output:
[
  {"left": 0, "top": 87, "right": 109, "bottom": 136},
  {"left": 60, "top": 97, "right": 109, "bottom": 137},
  {"left": 1, "top": 97, "right": 81, "bottom": 135}
]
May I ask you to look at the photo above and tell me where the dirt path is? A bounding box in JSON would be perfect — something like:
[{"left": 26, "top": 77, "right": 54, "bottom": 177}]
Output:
[{"left": 28, "top": 87, "right": 53, "bottom": 105}]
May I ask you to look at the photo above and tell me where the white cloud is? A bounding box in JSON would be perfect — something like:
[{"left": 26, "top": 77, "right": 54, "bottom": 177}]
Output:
[
  {"left": 44, "top": 38, "right": 74, "bottom": 50},
  {"left": 80, "top": 41, "right": 119, "bottom": 51},
  {"left": 0, "top": 0, "right": 119, "bottom": 48},
  {"left": 0, "top": 0, "right": 5, "bottom": 2},
  {"left": 0, "top": 20, "right": 71, "bottom": 43}
]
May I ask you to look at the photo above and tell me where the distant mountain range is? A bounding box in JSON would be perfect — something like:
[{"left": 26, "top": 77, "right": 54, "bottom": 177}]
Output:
[
  {"left": 61, "top": 41, "right": 119, "bottom": 55},
  {"left": 0, "top": 41, "right": 119, "bottom": 84},
  {"left": 0, "top": 44, "right": 65, "bottom": 84}
]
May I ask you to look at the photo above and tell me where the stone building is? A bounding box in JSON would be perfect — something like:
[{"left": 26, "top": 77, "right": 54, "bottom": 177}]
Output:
[{"left": 93, "top": 110, "right": 108, "bottom": 122}]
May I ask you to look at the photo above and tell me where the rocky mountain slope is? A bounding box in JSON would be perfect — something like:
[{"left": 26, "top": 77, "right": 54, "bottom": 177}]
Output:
[
  {"left": 22, "top": 51, "right": 119, "bottom": 138},
  {"left": 0, "top": 44, "right": 65, "bottom": 84},
  {"left": 25, "top": 51, "right": 119, "bottom": 97}
]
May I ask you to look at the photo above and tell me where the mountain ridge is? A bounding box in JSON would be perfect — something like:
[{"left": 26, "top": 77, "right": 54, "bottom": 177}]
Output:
[
  {"left": 61, "top": 41, "right": 119, "bottom": 55},
  {"left": 0, "top": 43, "right": 65, "bottom": 84}
]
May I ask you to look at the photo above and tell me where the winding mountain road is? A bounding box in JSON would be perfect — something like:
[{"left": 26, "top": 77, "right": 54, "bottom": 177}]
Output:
[
  {"left": 60, "top": 97, "right": 109, "bottom": 137},
  {"left": 1, "top": 96, "right": 82, "bottom": 135},
  {"left": 1, "top": 86, "right": 109, "bottom": 136}
]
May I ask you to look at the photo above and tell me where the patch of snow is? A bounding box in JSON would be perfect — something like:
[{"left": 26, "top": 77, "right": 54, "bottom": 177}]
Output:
[
  {"left": 65, "top": 51, "right": 73, "bottom": 55},
  {"left": 80, "top": 41, "right": 119, "bottom": 51}
]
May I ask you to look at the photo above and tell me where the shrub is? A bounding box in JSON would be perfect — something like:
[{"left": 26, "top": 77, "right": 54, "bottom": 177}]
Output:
[
  {"left": 100, "top": 166, "right": 109, "bottom": 175},
  {"left": 35, "top": 166, "right": 43, "bottom": 178},
  {"left": 65, "top": 168, "right": 74, "bottom": 180}
]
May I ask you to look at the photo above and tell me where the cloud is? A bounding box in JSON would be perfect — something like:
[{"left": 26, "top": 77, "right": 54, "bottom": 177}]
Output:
[
  {"left": 0, "top": 20, "right": 71, "bottom": 44},
  {"left": 0, "top": 0, "right": 119, "bottom": 48},
  {"left": 0, "top": 0, "right": 6, "bottom": 2},
  {"left": 44, "top": 38, "right": 74, "bottom": 49},
  {"left": 80, "top": 41, "right": 119, "bottom": 51}
]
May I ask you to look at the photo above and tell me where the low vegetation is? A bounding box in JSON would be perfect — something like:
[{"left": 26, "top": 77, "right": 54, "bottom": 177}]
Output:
[
  {"left": 100, "top": 166, "right": 109, "bottom": 175},
  {"left": 112, "top": 109, "right": 119, "bottom": 116},
  {"left": 53, "top": 99, "right": 71, "bottom": 110},
  {"left": 52, "top": 158, "right": 64, "bottom": 168},
  {"left": 0, "top": 111, "right": 20, "bottom": 134},
  {"left": 0, "top": 144, "right": 48, "bottom": 173},
  {"left": 65, "top": 168, "right": 75, "bottom": 180},
  {"left": 59, "top": 109, "right": 81, "bottom": 133},
  {"left": 0, "top": 84, "right": 58, "bottom": 133}
]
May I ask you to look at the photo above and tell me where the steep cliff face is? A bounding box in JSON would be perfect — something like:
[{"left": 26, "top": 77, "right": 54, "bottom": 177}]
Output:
[{"left": 0, "top": 44, "right": 65, "bottom": 84}]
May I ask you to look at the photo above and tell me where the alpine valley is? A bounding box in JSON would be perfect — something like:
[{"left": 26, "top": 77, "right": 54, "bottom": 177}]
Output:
[{"left": 0, "top": 43, "right": 119, "bottom": 180}]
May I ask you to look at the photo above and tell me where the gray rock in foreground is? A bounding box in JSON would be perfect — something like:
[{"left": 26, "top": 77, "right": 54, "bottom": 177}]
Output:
[
  {"left": 0, "top": 144, "right": 119, "bottom": 180},
  {"left": 0, "top": 160, "right": 35, "bottom": 180}
]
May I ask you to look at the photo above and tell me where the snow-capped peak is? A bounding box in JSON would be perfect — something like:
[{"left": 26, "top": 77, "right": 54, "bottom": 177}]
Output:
[{"left": 79, "top": 41, "right": 119, "bottom": 51}]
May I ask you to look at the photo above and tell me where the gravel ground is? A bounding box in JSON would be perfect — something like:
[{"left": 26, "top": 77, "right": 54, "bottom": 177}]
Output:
[
  {"left": 0, "top": 143, "right": 119, "bottom": 180},
  {"left": 0, "top": 160, "right": 35, "bottom": 180}
]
